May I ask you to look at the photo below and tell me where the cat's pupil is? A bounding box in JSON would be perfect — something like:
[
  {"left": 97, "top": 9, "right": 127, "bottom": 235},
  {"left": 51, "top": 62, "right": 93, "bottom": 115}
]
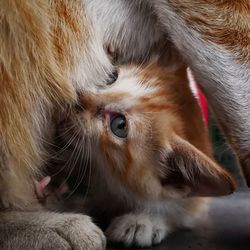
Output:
[
  {"left": 110, "top": 114, "right": 128, "bottom": 138},
  {"left": 117, "top": 119, "right": 126, "bottom": 129}
]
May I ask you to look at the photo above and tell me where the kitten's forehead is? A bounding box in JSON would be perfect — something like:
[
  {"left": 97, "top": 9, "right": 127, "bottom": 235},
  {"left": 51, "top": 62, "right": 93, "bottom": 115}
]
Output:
[
  {"left": 102, "top": 67, "right": 157, "bottom": 99},
  {"left": 91, "top": 67, "right": 160, "bottom": 114},
  {"left": 79, "top": 65, "right": 172, "bottom": 117}
]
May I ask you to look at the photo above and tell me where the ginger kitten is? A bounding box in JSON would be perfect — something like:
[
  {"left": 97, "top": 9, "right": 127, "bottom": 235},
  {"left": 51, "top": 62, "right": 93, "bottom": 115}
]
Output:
[{"left": 46, "top": 61, "right": 235, "bottom": 247}]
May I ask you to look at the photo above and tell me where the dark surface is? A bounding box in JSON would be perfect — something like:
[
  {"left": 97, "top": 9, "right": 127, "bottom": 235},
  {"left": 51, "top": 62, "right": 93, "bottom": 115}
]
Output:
[{"left": 108, "top": 188, "right": 250, "bottom": 250}]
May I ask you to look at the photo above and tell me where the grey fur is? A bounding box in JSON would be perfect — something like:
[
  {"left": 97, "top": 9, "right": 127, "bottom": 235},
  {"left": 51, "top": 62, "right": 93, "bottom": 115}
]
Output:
[
  {"left": 152, "top": 1, "right": 250, "bottom": 181},
  {"left": 0, "top": 211, "right": 106, "bottom": 250}
]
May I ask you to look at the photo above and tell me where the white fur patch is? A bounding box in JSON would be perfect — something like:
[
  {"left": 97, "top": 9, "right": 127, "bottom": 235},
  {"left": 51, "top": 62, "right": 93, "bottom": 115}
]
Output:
[
  {"left": 106, "top": 213, "right": 169, "bottom": 247},
  {"left": 104, "top": 67, "right": 156, "bottom": 98}
]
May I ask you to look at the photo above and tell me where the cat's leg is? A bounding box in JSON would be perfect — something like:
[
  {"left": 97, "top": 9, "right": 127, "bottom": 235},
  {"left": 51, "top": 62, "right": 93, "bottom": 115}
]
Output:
[
  {"left": 106, "top": 213, "right": 169, "bottom": 248},
  {"left": 106, "top": 198, "right": 209, "bottom": 248},
  {"left": 152, "top": 1, "right": 250, "bottom": 184},
  {"left": 0, "top": 211, "right": 106, "bottom": 250}
]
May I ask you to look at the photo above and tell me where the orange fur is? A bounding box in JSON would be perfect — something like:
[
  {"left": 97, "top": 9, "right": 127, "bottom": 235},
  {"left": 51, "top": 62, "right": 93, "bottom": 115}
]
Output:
[
  {"left": 45, "top": 61, "right": 236, "bottom": 247},
  {"left": 0, "top": 0, "right": 110, "bottom": 209},
  {"left": 41, "top": 60, "right": 236, "bottom": 247},
  {"left": 66, "top": 61, "right": 235, "bottom": 200},
  {"left": 166, "top": 0, "right": 250, "bottom": 61}
]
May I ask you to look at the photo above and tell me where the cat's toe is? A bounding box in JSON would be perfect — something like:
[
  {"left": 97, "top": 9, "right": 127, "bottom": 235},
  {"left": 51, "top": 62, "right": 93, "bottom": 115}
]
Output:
[
  {"left": 0, "top": 212, "right": 106, "bottom": 250},
  {"left": 152, "top": 228, "right": 167, "bottom": 245},
  {"left": 51, "top": 213, "right": 106, "bottom": 250},
  {"left": 134, "top": 215, "right": 168, "bottom": 247},
  {"left": 106, "top": 213, "right": 168, "bottom": 247}
]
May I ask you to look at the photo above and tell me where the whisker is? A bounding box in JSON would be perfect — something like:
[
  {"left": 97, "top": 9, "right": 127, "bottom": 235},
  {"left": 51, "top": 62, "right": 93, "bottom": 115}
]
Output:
[
  {"left": 49, "top": 124, "right": 80, "bottom": 160},
  {"left": 58, "top": 132, "right": 82, "bottom": 187},
  {"left": 65, "top": 135, "right": 91, "bottom": 199},
  {"left": 49, "top": 129, "right": 81, "bottom": 178},
  {"left": 66, "top": 138, "right": 87, "bottom": 197},
  {"left": 81, "top": 136, "right": 92, "bottom": 203}
]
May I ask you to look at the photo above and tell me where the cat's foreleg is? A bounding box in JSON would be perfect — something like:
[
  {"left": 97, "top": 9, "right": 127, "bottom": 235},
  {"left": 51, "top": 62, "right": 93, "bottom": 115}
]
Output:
[{"left": 0, "top": 211, "right": 106, "bottom": 250}]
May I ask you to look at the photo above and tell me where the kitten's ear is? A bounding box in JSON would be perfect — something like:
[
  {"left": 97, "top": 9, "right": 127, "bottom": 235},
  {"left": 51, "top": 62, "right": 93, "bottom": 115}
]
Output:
[{"left": 161, "top": 137, "right": 236, "bottom": 197}]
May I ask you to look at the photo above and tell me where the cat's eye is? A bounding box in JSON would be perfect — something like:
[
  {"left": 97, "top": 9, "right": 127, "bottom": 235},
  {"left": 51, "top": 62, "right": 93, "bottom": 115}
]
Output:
[
  {"left": 106, "top": 69, "right": 118, "bottom": 85},
  {"left": 110, "top": 114, "right": 128, "bottom": 138}
]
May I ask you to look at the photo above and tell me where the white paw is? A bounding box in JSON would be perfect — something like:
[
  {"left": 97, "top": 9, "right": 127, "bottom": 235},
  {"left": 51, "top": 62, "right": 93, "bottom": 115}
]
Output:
[{"left": 106, "top": 213, "right": 169, "bottom": 247}]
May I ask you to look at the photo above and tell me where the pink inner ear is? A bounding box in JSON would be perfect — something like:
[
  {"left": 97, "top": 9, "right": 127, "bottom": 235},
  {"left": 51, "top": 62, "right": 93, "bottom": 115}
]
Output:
[{"left": 34, "top": 176, "right": 51, "bottom": 197}]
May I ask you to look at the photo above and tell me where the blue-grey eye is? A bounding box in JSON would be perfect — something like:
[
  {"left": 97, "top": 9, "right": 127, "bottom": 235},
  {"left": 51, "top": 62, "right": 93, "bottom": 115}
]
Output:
[
  {"left": 107, "top": 69, "right": 118, "bottom": 85},
  {"left": 110, "top": 114, "right": 128, "bottom": 138}
]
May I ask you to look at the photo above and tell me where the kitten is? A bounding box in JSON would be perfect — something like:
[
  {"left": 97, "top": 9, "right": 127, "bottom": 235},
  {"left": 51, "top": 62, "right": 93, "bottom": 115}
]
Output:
[{"left": 47, "top": 61, "right": 235, "bottom": 247}]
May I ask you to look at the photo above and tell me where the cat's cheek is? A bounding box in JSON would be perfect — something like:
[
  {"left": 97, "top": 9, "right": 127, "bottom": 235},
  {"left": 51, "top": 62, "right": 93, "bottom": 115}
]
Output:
[
  {"left": 132, "top": 174, "right": 165, "bottom": 200},
  {"left": 140, "top": 174, "right": 192, "bottom": 200},
  {"left": 144, "top": 182, "right": 191, "bottom": 200}
]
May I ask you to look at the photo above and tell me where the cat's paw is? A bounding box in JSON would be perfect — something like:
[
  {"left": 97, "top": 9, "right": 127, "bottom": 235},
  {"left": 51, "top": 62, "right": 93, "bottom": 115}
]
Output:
[
  {"left": 0, "top": 212, "right": 106, "bottom": 250},
  {"left": 106, "top": 213, "right": 169, "bottom": 247},
  {"left": 47, "top": 213, "right": 106, "bottom": 250}
]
